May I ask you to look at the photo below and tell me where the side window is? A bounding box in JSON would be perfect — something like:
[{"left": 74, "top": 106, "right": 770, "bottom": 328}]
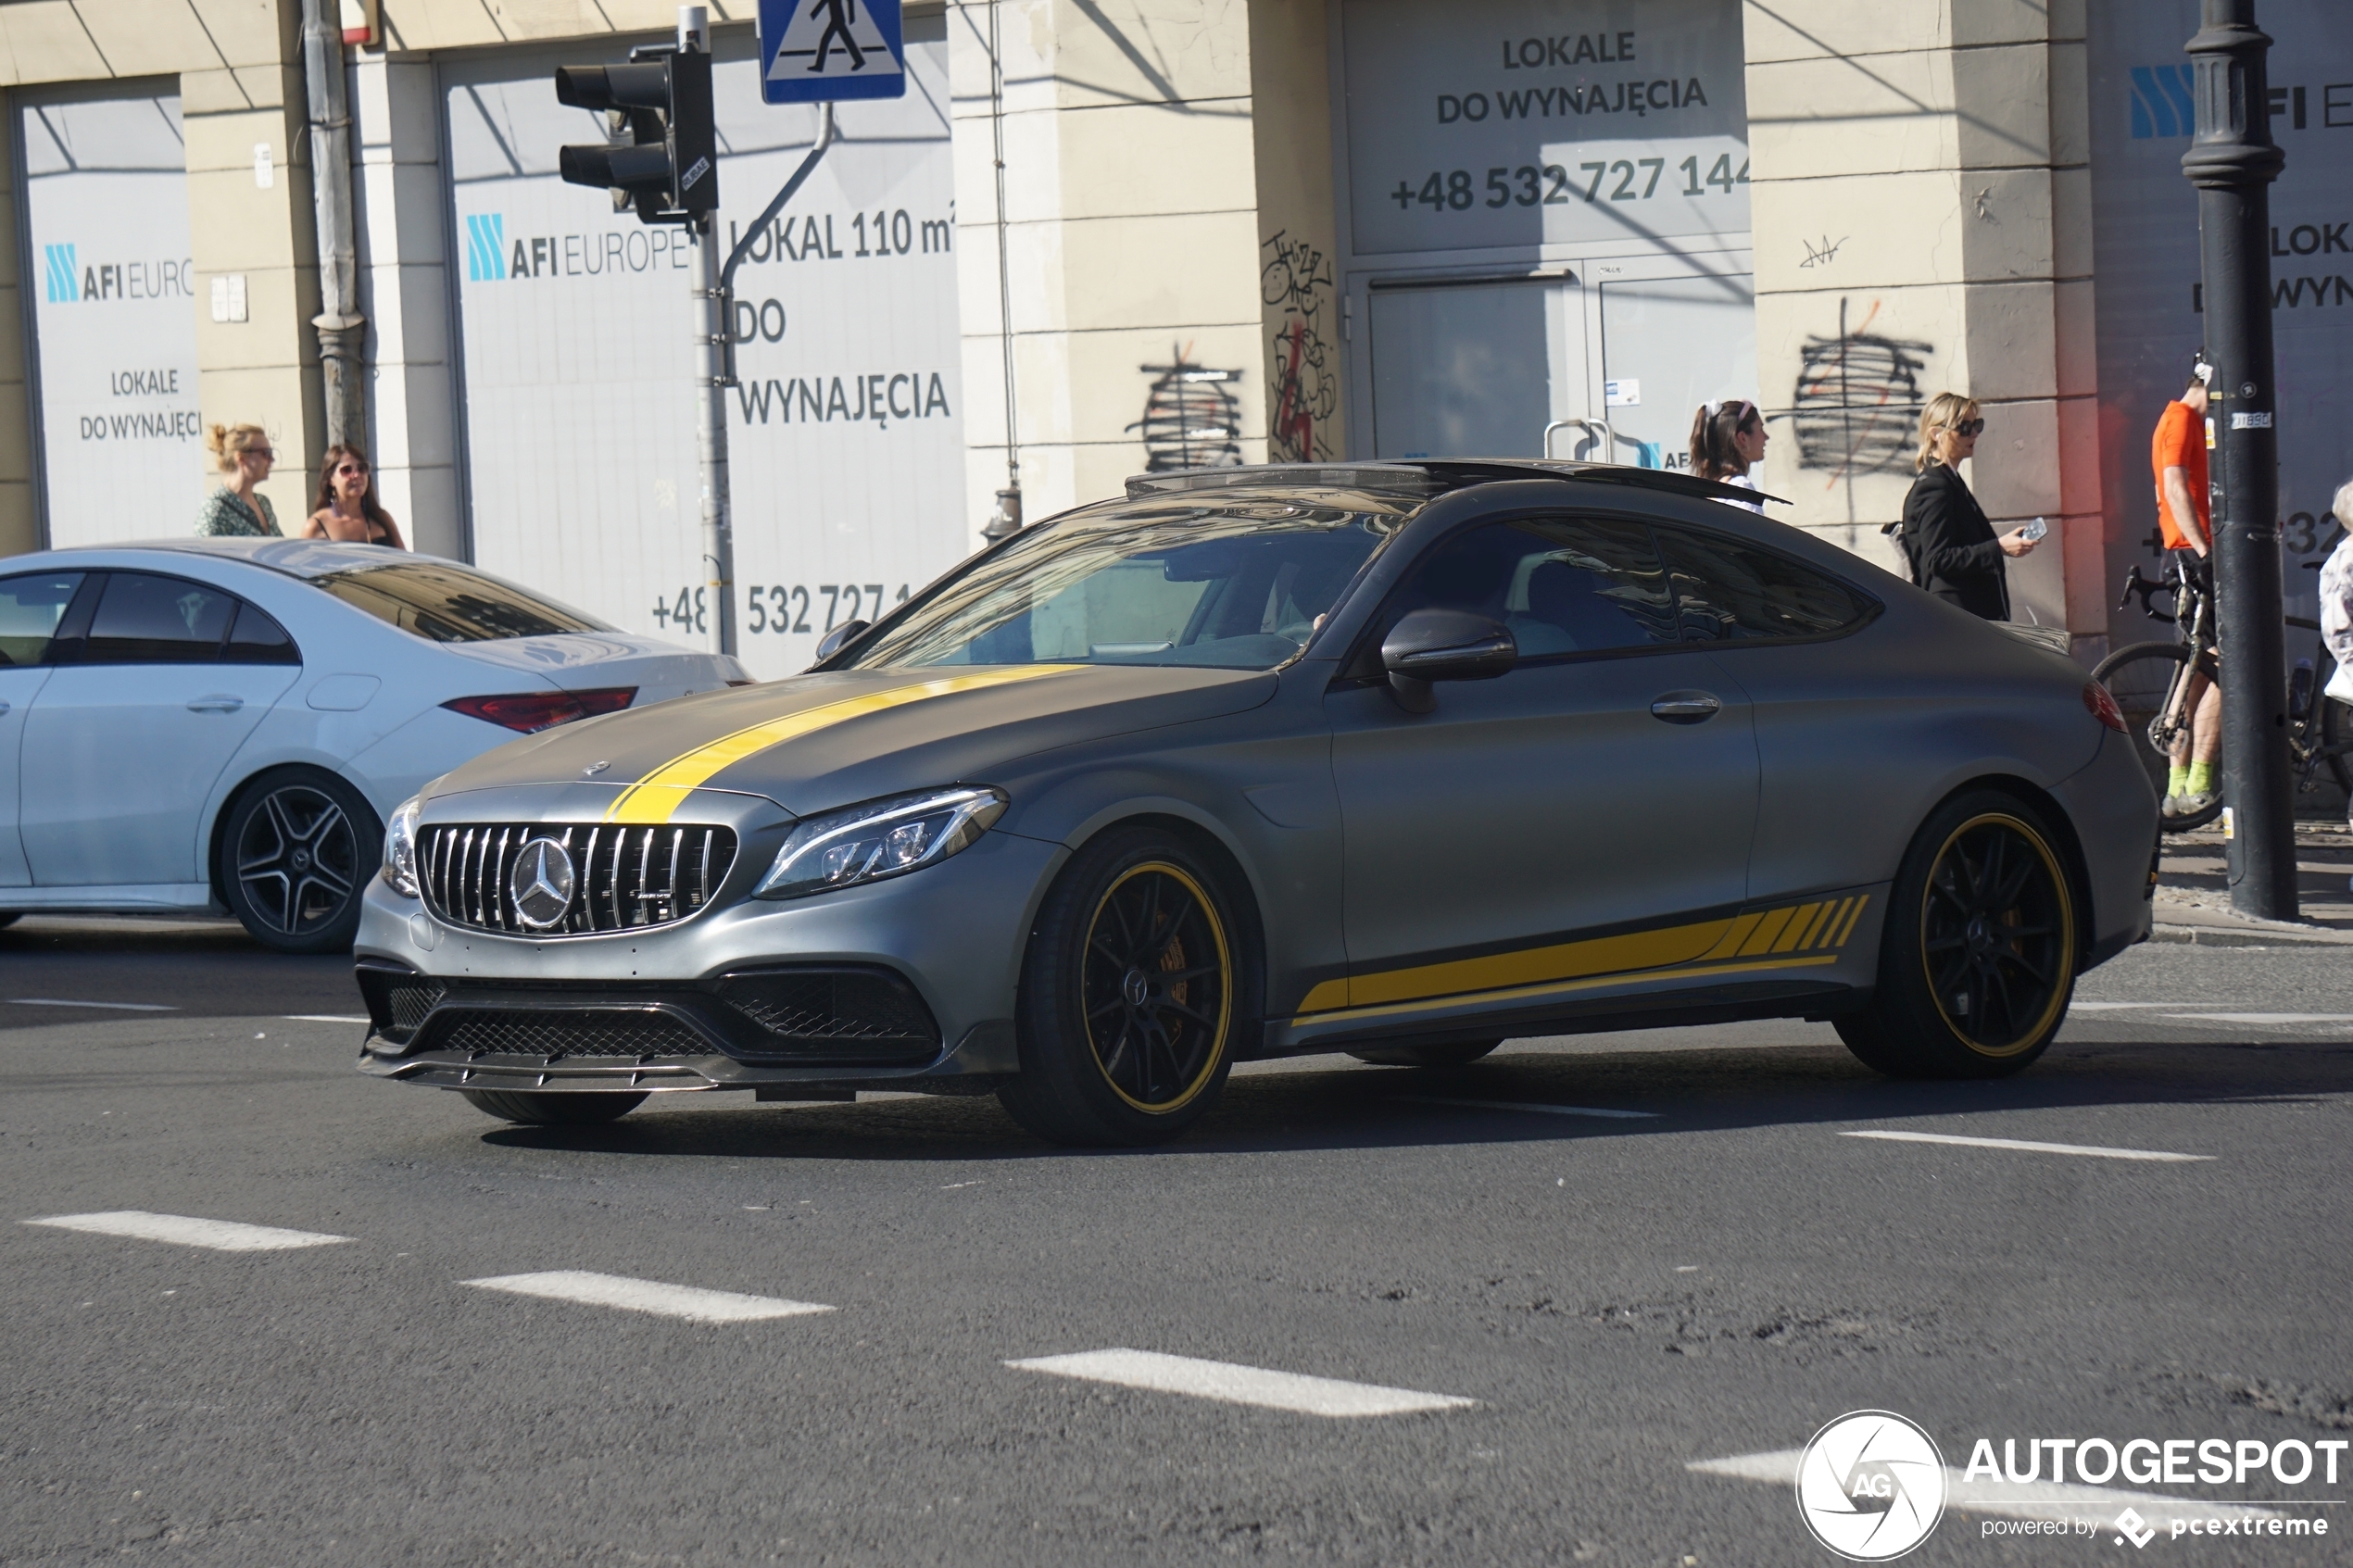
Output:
[
  {"left": 223, "top": 602, "right": 300, "bottom": 665},
  {"left": 1655, "top": 527, "right": 1875, "bottom": 642},
  {"left": 83, "top": 572, "right": 238, "bottom": 664},
  {"left": 1386, "top": 517, "right": 1676, "bottom": 659},
  {"left": 0, "top": 571, "right": 84, "bottom": 667}
]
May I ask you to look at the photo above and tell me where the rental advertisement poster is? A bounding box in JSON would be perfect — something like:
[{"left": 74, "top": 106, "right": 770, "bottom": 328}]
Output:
[{"left": 444, "top": 20, "right": 962, "bottom": 680}]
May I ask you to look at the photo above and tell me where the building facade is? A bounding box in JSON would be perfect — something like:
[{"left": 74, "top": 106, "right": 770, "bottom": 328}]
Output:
[{"left": 0, "top": 0, "right": 2345, "bottom": 679}]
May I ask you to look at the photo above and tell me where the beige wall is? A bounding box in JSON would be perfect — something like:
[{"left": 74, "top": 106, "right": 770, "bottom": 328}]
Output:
[
  {"left": 1247, "top": 0, "right": 1340, "bottom": 464},
  {"left": 949, "top": 0, "right": 1268, "bottom": 537},
  {"left": 1745, "top": 0, "right": 2101, "bottom": 645}
]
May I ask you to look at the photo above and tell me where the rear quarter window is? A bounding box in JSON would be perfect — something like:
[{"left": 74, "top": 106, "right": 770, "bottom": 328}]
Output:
[
  {"left": 309, "top": 561, "right": 609, "bottom": 643},
  {"left": 1655, "top": 525, "right": 1876, "bottom": 642}
]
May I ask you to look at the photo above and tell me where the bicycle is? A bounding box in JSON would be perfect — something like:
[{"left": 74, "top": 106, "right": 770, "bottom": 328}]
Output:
[{"left": 2094, "top": 556, "right": 2353, "bottom": 833}]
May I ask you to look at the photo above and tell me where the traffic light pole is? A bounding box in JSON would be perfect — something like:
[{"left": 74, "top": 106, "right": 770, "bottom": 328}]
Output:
[
  {"left": 2183, "top": 0, "right": 2297, "bottom": 921},
  {"left": 698, "top": 95, "right": 837, "bottom": 661}
]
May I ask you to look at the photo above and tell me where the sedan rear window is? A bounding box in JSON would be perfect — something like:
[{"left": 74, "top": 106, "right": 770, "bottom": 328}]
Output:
[{"left": 309, "top": 561, "right": 609, "bottom": 643}]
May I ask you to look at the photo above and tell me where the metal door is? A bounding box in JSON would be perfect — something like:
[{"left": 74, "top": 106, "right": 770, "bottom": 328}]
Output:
[
  {"left": 1596, "top": 274, "right": 1757, "bottom": 470},
  {"left": 1366, "top": 277, "right": 1588, "bottom": 458}
]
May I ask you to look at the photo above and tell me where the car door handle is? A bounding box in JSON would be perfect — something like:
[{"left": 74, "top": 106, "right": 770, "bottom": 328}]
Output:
[
  {"left": 186, "top": 696, "right": 245, "bottom": 713},
  {"left": 1650, "top": 692, "right": 1722, "bottom": 723}
]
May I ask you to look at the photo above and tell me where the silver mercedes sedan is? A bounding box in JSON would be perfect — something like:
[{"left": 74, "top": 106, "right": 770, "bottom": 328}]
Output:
[{"left": 354, "top": 461, "right": 2158, "bottom": 1146}]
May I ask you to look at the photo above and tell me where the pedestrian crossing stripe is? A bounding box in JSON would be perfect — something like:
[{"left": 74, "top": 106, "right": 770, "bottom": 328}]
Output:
[{"left": 766, "top": 0, "right": 900, "bottom": 82}]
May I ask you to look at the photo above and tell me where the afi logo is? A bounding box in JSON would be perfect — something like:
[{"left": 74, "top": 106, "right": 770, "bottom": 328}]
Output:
[
  {"left": 2131, "top": 65, "right": 2195, "bottom": 139},
  {"left": 464, "top": 213, "right": 507, "bottom": 282},
  {"left": 43, "top": 243, "right": 76, "bottom": 303}
]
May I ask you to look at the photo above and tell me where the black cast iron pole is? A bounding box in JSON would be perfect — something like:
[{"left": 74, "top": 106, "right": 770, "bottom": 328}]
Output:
[{"left": 2182, "top": 0, "right": 2297, "bottom": 922}]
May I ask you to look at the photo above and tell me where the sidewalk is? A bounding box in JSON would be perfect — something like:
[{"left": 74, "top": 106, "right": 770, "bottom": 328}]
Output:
[{"left": 2150, "top": 818, "right": 2353, "bottom": 947}]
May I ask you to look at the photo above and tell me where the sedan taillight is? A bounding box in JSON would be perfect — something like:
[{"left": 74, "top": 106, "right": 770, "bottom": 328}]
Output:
[
  {"left": 2082, "top": 681, "right": 2127, "bottom": 734},
  {"left": 442, "top": 686, "right": 635, "bottom": 734}
]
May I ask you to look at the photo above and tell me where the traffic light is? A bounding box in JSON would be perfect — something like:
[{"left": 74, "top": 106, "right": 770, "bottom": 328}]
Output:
[{"left": 554, "top": 44, "right": 715, "bottom": 224}]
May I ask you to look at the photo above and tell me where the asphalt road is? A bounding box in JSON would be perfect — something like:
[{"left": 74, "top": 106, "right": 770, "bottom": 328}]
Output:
[{"left": 4, "top": 916, "right": 2349, "bottom": 1566}]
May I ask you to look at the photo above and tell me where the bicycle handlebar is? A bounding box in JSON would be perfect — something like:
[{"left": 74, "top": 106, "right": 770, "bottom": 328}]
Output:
[{"left": 2116, "top": 563, "right": 2177, "bottom": 624}]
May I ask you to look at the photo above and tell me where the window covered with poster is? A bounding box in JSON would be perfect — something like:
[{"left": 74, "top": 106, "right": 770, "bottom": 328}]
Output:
[
  {"left": 443, "top": 19, "right": 961, "bottom": 680},
  {"left": 2089, "top": 0, "right": 2352, "bottom": 635}
]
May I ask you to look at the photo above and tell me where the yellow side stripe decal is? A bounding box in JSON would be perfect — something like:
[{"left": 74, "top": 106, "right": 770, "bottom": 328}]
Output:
[
  {"left": 1295, "top": 893, "right": 1881, "bottom": 1019},
  {"left": 1294, "top": 954, "right": 1842, "bottom": 1029},
  {"left": 602, "top": 666, "right": 1079, "bottom": 825}
]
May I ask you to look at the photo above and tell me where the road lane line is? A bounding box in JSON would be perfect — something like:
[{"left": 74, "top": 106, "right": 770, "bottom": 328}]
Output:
[
  {"left": 285, "top": 1014, "right": 370, "bottom": 1023},
  {"left": 2160, "top": 1012, "right": 2353, "bottom": 1025},
  {"left": 9, "top": 997, "right": 177, "bottom": 1011},
  {"left": 26, "top": 1211, "right": 352, "bottom": 1250},
  {"left": 462, "top": 1271, "right": 833, "bottom": 1323},
  {"left": 1393, "top": 1096, "right": 1658, "bottom": 1120},
  {"left": 1842, "top": 1130, "right": 2210, "bottom": 1163},
  {"left": 1007, "top": 1348, "right": 1473, "bottom": 1417},
  {"left": 1692, "top": 1449, "right": 2282, "bottom": 1525}
]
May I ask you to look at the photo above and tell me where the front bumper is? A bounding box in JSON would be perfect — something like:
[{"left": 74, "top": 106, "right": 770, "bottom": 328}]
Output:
[{"left": 353, "top": 820, "right": 1066, "bottom": 1095}]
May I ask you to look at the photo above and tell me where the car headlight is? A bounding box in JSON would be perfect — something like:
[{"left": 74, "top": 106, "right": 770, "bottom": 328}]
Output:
[
  {"left": 383, "top": 796, "right": 422, "bottom": 897},
  {"left": 755, "top": 785, "right": 1008, "bottom": 899}
]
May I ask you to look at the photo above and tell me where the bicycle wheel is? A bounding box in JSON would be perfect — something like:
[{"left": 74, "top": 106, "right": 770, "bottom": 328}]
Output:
[{"left": 2092, "top": 641, "right": 2223, "bottom": 831}]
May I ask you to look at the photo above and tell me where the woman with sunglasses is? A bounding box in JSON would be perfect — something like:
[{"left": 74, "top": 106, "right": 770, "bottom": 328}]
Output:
[
  {"left": 298, "top": 444, "right": 407, "bottom": 549},
  {"left": 194, "top": 423, "right": 282, "bottom": 536},
  {"left": 1688, "top": 398, "right": 1768, "bottom": 512},
  {"left": 1897, "top": 393, "right": 2035, "bottom": 621}
]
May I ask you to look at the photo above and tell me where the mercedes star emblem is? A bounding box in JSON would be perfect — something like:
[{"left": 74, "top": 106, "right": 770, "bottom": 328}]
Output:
[{"left": 510, "top": 837, "right": 577, "bottom": 930}]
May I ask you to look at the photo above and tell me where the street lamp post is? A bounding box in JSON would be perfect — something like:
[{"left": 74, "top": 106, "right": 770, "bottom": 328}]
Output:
[{"left": 2182, "top": 0, "right": 2296, "bottom": 922}]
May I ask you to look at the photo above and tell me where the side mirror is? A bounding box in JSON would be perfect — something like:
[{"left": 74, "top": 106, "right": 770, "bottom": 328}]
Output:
[
  {"left": 1380, "top": 608, "right": 1516, "bottom": 714},
  {"left": 813, "top": 620, "right": 870, "bottom": 662}
]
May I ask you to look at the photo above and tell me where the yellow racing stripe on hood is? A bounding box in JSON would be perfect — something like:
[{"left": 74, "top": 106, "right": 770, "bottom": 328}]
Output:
[{"left": 602, "top": 666, "right": 1079, "bottom": 824}]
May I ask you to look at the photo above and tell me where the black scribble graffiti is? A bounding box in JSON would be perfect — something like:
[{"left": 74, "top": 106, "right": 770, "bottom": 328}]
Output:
[
  {"left": 1261, "top": 230, "right": 1337, "bottom": 463},
  {"left": 1791, "top": 297, "right": 1932, "bottom": 480},
  {"left": 1798, "top": 234, "right": 1847, "bottom": 269},
  {"left": 1129, "top": 345, "right": 1242, "bottom": 471}
]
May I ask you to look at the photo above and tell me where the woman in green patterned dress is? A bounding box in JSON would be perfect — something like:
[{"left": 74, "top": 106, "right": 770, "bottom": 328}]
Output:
[{"left": 194, "top": 422, "right": 281, "bottom": 536}]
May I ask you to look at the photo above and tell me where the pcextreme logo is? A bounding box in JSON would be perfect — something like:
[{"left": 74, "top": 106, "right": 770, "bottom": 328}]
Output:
[{"left": 1795, "top": 1411, "right": 1946, "bottom": 1561}]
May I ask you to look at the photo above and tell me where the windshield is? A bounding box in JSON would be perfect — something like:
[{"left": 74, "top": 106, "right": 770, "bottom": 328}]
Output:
[
  {"left": 847, "top": 493, "right": 1410, "bottom": 671},
  {"left": 308, "top": 560, "right": 611, "bottom": 643}
]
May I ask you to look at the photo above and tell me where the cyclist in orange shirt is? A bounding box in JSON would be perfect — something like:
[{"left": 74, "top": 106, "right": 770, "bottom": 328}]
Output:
[{"left": 2151, "top": 359, "right": 2220, "bottom": 816}]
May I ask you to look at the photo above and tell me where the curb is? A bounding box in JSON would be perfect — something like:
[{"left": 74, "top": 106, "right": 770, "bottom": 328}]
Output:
[{"left": 2148, "top": 922, "right": 2353, "bottom": 949}]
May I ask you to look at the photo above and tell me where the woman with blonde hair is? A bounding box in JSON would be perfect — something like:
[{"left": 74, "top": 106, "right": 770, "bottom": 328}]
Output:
[
  {"left": 194, "top": 422, "right": 281, "bottom": 536},
  {"left": 1894, "top": 392, "right": 2036, "bottom": 620},
  {"left": 298, "top": 444, "right": 406, "bottom": 548}
]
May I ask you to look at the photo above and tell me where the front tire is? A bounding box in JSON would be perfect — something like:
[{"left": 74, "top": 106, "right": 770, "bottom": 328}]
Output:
[
  {"left": 998, "top": 827, "right": 1254, "bottom": 1147},
  {"left": 1836, "top": 791, "right": 2078, "bottom": 1080},
  {"left": 218, "top": 767, "right": 381, "bottom": 954},
  {"left": 461, "top": 1089, "right": 646, "bottom": 1125}
]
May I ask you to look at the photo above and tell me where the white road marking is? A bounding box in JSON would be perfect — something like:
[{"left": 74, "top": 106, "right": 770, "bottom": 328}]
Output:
[
  {"left": 285, "top": 1014, "right": 370, "bottom": 1023},
  {"left": 2069, "top": 1001, "right": 2185, "bottom": 1011},
  {"left": 9, "top": 997, "right": 177, "bottom": 1012},
  {"left": 2161, "top": 1012, "right": 2353, "bottom": 1025},
  {"left": 1692, "top": 1449, "right": 2283, "bottom": 1525},
  {"left": 1006, "top": 1348, "right": 1473, "bottom": 1417},
  {"left": 26, "top": 1211, "right": 352, "bottom": 1251},
  {"left": 462, "top": 1270, "right": 833, "bottom": 1323},
  {"left": 1842, "top": 1130, "right": 2210, "bottom": 1163},
  {"left": 1393, "top": 1096, "right": 1658, "bottom": 1120}
]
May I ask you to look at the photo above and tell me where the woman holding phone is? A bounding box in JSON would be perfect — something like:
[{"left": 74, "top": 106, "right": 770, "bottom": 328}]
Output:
[{"left": 1898, "top": 392, "right": 2037, "bottom": 621}]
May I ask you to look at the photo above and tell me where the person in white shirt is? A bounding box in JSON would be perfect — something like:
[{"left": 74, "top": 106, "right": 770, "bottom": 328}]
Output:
[
  {"left": 1689, "top": 399, "right": 1767, "bottom": 512},
  {"left": 2320, "top": 479, "right": 2353, "bottom": 707}
]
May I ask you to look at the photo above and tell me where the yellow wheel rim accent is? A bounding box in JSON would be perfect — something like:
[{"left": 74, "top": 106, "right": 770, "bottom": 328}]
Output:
[
  {"left": 1919, "top": 812, "right": 2074, "bottom": 1058},
  {"left": 1079, "top": 860, "right": 1232, "bottom": 1114}
]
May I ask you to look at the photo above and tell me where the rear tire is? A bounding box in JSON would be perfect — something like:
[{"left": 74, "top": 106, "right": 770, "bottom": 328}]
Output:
[
  {"left": 0, "top": 912, "right": 19, "bottom": 930},
  {"left": 1348, "top": 1039, "right": 1502, "bottom": 1068},
  {"left": 998, "top": 826, "right": 1255, "bottom": 1148},
  {"left": 460, "top": 1089, "right": 646, "bottom": 1125},
  {"left": 1836, "top": 790, "right": 2078, "bottom": 1080},
  {"left": 2092, "top": 642, "right": 2221, "bottom": 831},
  {"left": 217, "top": 767, "right": 382, "bottom": 954}
]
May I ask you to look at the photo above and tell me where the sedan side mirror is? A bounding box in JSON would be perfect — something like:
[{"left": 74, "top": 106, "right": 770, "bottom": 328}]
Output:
[
  {"left": 813, "top": 620, "right": 871, "bottom": 662},
  {"left": 1380, "top": 608, "right": 1516, "bottom": 714}
]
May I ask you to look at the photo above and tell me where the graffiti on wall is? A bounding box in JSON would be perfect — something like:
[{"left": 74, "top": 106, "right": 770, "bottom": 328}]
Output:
[
  {"left": 1130, "top": 344, "right": 1243, "bottom": 471},
  {"left": 1791, "top": 297, "right": 1932, "bottom": 481},
  {"left": 1262, "top": 230, "right": 1336, "bottom": 463}
]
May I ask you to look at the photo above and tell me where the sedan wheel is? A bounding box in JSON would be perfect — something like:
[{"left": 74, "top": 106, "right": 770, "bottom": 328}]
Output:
[
  {"left": 1837, "top": 791, "right": 2076, "bottom": 1079},
  {"left": 1000, "top": 828, "right": 1252, "bottom": 1146},
  {"left": 1348, "top": 1039, "right": 1502, "bottom": 1068},
  {"left": 462, "top": 1090, "right": 647, "bottom": 1125},
  {"left": 219, "top": 768, "right": 380, "bottom": 954}
]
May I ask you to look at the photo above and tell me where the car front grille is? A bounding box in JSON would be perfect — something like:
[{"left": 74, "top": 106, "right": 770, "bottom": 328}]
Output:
[
  {"left": 437, "top": 1009, "right": 710, "bottom": 1058},
  {"left": 419, "top": 822, "right": 736, "bottom": 936}
]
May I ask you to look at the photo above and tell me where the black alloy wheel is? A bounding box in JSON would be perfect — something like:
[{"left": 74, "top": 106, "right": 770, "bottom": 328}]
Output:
[
  {"left": 1837, "top": 790, "right": 2077, "bottom": 1079},
  {"left": 1348, "top": 1039, "right": 1502, "bottom": 1068},
  {"left": 461, "top": 1089, "right": 647, "bottom": 1125},
  {"left": 218, "top": 768, "right": 381, "bottom": 954},
  {"left": 1000, "top": 826, "right": 1254, "bottom": 1147}
]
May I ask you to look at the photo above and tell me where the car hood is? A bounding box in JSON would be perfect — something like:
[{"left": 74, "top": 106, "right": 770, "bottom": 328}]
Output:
[{"left": 429, "top": 663, "right": 1277, "bottom": 819}]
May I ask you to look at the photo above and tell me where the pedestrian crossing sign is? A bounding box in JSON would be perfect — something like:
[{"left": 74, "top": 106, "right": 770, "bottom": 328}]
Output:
[{"left": 759, "top": 0, "right": 905, "bottom": 104}]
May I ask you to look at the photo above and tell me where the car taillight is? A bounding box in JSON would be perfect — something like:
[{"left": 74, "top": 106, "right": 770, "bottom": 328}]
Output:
[
  {"left": 442, "top": 686, "right": 635, "bottom": 734},
  {"left": 2082, "top": 681, "right": 2127, "bottom": 734}
]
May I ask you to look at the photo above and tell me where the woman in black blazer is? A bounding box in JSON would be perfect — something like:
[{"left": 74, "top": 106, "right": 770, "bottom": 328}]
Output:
[{"left": 1899, "top": 393, "right": 2038, "bottom": 621}]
